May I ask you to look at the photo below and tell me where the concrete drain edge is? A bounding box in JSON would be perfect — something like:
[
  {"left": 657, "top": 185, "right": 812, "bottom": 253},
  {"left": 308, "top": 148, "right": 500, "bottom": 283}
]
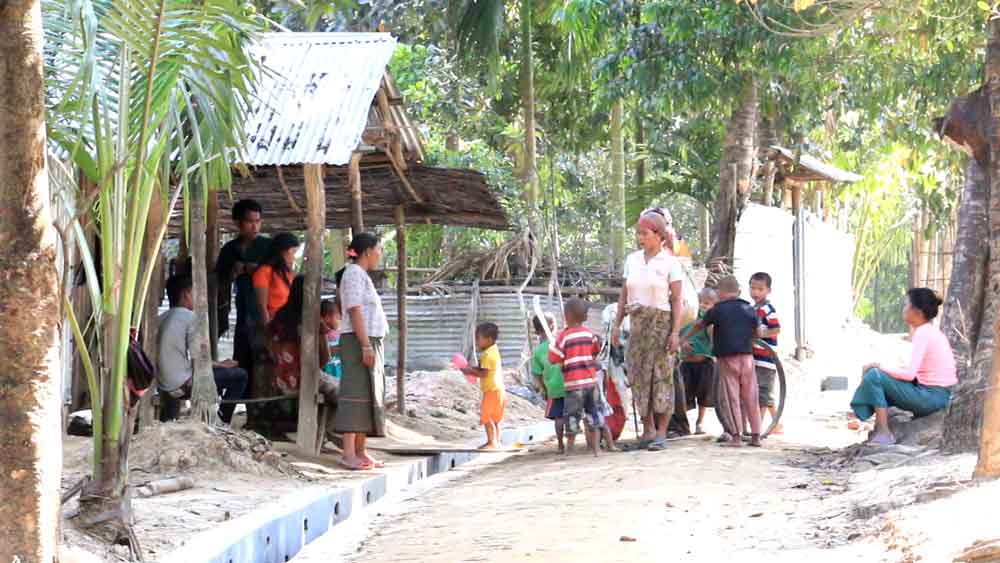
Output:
[{"left": 161, "top": 422, "right": 554, "bottom": 563}]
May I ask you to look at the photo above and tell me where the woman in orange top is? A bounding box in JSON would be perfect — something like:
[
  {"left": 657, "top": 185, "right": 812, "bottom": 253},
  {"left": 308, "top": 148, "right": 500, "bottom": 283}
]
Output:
[{"left": 252, "top": 232, "right": 300, "bottom": 325}]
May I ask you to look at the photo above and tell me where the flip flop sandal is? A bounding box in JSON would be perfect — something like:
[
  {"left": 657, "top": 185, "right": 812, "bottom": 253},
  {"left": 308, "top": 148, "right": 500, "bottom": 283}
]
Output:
[
  {"left": 647, "top": 438, "right": 668, "bottom": 451},
  {"left": 867, "top": 433, "right": 896, "bottom": 447}
]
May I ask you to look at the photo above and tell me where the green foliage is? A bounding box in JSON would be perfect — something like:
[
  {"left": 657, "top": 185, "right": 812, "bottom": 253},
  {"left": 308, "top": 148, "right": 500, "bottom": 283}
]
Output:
[{"left": 44, "top": 0, "right": 261, "bottom": 475}]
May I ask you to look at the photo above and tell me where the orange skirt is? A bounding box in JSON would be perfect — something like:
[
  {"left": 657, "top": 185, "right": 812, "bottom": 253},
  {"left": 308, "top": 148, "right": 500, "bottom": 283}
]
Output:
[{"left": 480, "top": 390, "right": 506, "bottom": 425}]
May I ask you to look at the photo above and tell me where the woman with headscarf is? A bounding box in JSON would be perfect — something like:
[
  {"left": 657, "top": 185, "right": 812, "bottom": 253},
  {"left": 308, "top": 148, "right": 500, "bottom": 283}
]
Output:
[
  {"left": 333, "top": 233, "right": 389, "bottom": 470},
  {"left": 611, "top": 211, "right": 686, "bottom": 451}
]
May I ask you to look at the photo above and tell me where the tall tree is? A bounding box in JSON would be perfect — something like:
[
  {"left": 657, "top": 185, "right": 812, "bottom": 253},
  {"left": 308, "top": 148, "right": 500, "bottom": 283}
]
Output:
[
  {"left": 0, "top": 0, "right": 63, "bottom": 559},
  {"left": 610, "top": 99, "right": 626, "bottom": 272},
  {"left": 710, "top": 79, "right": 758, "bottom": 262},
  {"left": 937, "top": 89, "right": 990, "bottom": 452},
  {"left": 977, "top": 12, "right": 1000, "bottom": 478},
  {"left": 451, "top": 0, "right": 543, "bottom": 233}
]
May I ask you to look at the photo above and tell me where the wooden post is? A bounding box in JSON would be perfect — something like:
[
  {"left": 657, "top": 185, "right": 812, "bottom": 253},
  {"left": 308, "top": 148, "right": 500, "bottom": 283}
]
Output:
[
  {"left": 207, "top": 189, "right": 220, "bottom": 361},
  {"left": 138, "top": 184, "right": 165, "bottom": 429},
  {"left": 395, "top": 205, "right": 407, "bottom": 414},
  {"left": 791, "top": 181, "right": 806, "bottom": 361},
  {"left": 349, "top": 152, "right": 364, "bottom": 234},
  {"left": 780, "top": 182, "right": 792, "bottom": 209},
  {"left": 297, "top": 163, "right": 326, "bottom": 455},
  {"left": 821, "top": 185, "right": 831, "bottom": 222}
]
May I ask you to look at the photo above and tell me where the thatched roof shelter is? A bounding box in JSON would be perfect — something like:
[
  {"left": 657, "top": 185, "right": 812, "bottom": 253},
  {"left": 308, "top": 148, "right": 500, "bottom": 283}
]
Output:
[{"left": 762, "top": 145, "right": 863, "bottom": 184}]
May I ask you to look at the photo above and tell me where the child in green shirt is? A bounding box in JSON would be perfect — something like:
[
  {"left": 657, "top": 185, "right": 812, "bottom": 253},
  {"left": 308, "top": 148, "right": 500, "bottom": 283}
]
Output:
[
  {"left": 531, "top": 313, "right": 566, "bottom": 453},
  {"left": 680, "top": 288, "right": 718, "bottom": 434}
]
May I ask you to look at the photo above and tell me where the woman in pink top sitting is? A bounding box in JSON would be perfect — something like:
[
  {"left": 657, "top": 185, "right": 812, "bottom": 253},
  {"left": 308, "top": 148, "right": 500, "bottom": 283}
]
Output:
[{"left": 851, "top": 288, "right": 957, "bottom": 446}]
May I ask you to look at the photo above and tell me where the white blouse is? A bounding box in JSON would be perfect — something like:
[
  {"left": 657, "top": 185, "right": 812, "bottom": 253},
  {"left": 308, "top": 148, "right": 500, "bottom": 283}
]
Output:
[
  {"left": 339, "top": 263, "right": 388, "bottom": 338},
  {"left": 623, "top": 249, "right": 684, "bottom": 312}
]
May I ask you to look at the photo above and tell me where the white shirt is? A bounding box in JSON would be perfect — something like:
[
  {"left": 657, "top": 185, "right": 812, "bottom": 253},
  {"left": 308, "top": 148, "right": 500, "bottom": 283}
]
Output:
[
  {"left": 624, "top": 249, "right": 684, "bottom": 312},
  {"left": 339, "top": 263, "right": 388, "bottom": 338},
  {"left": 157, "top": 307, "right": 194, "bottom": 392}
]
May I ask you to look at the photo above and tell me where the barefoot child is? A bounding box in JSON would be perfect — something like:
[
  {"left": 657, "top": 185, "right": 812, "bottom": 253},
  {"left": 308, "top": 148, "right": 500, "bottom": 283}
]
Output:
[
  {"left": 749, "top": 272, "right": 782, "bottom": 434},
  {"left": 461, "top": 323, "right": 505, "bottom": 450},
  {"left": 680, "top": 275, "right": 762, "bottom": 447},
  {"left": 679, "top": 287, "right": 718, "bottom": 435},
  {"left": 531, "top": 313, "right": 566, "bottom": 453},
  {"left": 549, "top": 298, "right": 604, "bottom": 456}
]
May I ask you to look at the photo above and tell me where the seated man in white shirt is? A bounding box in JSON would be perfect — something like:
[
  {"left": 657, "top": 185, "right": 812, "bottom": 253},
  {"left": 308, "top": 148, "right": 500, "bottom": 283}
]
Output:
[{"left": 158, "top": 274, "right": 248, "bottom": 423}]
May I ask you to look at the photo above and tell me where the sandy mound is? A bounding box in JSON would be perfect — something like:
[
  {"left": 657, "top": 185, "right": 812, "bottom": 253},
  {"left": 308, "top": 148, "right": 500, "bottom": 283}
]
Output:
[
  {"left": 128, "top": 421, "right": 301, "bottom": 478},
  {"left": 386, "top": 368, "right": 545, "bottom": 442}
]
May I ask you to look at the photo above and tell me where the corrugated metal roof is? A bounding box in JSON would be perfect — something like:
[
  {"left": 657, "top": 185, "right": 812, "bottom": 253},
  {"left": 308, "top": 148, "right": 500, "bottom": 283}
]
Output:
[{"left": 242, "top": 32, "right": 398, "bottom": 166}]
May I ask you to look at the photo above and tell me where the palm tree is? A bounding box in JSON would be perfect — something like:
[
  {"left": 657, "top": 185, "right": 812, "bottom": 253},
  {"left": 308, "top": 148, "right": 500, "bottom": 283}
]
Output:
[
  {"left": 976, "top": 13, "right": 1000, "bottom": 478},
  {"left": 0, "top": 1, "right": 63, "bottom": 559},
  {"left": 450, "top": 0, "right": 542, "bottom": 234},
  {"left": 43, "top": 0, "right": 261, "bottom": 539}
]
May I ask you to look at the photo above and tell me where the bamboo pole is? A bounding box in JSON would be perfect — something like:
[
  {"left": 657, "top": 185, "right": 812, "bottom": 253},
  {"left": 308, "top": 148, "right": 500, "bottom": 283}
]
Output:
[
  {"left": 395, "top": 205, "right": 407, "bottom": 415},
  {"left": 297, "top": 163, "right": 325, "bottom": 455},
  {"left": 349, "top": 152, "right": 364, "bottom": 234}
]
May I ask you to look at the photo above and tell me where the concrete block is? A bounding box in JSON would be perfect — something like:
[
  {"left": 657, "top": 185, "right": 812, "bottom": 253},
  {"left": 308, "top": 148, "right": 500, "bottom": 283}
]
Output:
[{"left": 821, "top": 376, "right": 849, "bottom": 391}]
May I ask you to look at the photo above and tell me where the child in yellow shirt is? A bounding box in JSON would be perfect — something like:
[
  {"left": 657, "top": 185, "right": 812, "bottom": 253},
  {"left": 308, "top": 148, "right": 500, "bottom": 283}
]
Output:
[{"left": 461, "top": 323, "right": 505, "bottom": 450}]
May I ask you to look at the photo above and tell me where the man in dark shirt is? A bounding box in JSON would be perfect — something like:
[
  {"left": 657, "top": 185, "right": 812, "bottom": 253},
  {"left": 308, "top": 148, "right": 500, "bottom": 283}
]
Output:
[
  {"left": 681, "top": 275, "right": 762, "bottom": 447},
  {"left": 215, "top": 199, "right": 271, "bottom": 376}
]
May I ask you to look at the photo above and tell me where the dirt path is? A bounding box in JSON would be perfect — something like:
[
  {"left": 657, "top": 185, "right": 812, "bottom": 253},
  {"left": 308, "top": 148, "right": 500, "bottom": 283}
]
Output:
[{"left": 335, "top": 431, "right": 880, "bottom": 563}]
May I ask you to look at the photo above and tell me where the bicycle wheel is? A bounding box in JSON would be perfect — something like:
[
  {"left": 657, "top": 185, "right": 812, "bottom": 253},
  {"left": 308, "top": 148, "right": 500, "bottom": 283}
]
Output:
[{"left": 713, "top": 340, "right": 786, "bottom": 438}]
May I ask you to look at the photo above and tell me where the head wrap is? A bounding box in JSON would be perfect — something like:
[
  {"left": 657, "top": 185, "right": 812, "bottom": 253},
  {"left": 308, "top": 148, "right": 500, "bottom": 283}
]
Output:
[
  {"left": 638, "top": 208, "right": 676, "bottom": 254},
  {"left": 638, "top": 211, "right": 669, "bottom": 240}
]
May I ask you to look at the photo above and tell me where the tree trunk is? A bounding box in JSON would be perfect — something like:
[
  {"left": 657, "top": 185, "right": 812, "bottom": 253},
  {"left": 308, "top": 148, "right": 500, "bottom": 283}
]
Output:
[
  {"left": 635, "top": 108, "right": 646, "bottom": 187},
  {"left": 610, "top": 99, "right": 626, "bottom": 275},
  {"left": 709, "top": 79, "right": 758, "bottom": 264},
  {"left": 977, "top": 16, "right": 1000, "bottom": 478},
  {"left": 520, "top": 0, "right": 540, "bottom": 234},
  {"left": 941, "top": 163, "right": 989, "bottom": 453},
  {"left": 207, "top": 189, "right": 220, "bottom": 361},
  {"left": 0, "top": 1, "right": 63, "bottom": 559},
  {"left": 189, "top": 183, "right": 219, "bottom": 424}
]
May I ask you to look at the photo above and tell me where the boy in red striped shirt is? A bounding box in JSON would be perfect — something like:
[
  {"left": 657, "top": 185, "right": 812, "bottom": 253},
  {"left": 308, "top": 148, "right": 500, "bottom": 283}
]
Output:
[{"left": 549, "top": 298, "right": 605, "bottom": 456}]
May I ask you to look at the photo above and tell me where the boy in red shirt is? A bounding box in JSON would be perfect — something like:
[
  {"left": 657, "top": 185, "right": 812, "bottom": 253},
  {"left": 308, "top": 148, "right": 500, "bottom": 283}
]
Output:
[{"left": 549, "top": 298, "right": 604, "bottom": 456}]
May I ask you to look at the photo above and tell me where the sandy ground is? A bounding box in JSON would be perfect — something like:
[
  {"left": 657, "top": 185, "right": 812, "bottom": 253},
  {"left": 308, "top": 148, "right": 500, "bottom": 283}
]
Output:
[
  {"left": 61, "top": 322, "right": 1000, "bottom": 563},
  {"left": 307, "top": 323, "right": 1000, "bottom": 563},
  {"left": 59, "top": 368, "right": 544, "bottom": 561}
]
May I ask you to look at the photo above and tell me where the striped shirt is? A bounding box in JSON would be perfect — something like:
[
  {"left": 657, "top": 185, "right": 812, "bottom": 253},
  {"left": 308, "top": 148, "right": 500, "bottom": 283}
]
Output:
[
  {"left": 753, "top": 301, "right": 780, "bottom": 370},
  {"left": 548, "top": 326, "right": 601, "bottom": 391}
]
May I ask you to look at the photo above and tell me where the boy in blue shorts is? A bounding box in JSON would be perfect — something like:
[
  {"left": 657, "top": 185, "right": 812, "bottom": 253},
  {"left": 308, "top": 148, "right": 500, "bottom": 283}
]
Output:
[{"left": 750, "top": 272, "right": 782, "bottom": 434}]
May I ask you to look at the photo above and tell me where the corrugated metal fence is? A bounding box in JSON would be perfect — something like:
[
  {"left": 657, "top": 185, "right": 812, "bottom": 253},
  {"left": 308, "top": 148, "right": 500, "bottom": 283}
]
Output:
[{"left": 381, "top": 290, "right": 604, "bottom": 372}]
